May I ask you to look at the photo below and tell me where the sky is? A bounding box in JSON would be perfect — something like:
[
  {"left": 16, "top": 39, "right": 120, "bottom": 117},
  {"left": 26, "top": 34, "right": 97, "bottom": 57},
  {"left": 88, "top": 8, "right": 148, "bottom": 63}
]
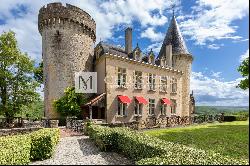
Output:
[{"left": 0, "top": 0, "right": 249, "bottom": 106}]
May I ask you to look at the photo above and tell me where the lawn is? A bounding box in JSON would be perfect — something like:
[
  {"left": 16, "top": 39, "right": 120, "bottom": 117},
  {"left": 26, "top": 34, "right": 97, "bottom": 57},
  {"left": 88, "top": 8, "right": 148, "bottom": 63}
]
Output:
[{"left": 144, "top": 121, "right": 249, "bottom": 160}]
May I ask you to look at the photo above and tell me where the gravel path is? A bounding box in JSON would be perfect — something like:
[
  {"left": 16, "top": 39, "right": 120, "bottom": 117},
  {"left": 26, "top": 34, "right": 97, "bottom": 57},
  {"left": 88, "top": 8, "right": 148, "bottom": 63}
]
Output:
[{"left": 30, "top": 135, "right": 133, "bottom": 165}]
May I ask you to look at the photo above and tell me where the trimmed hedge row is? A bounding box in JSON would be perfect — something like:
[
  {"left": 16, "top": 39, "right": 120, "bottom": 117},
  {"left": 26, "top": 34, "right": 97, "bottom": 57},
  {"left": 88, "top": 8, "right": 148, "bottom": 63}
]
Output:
[
  {"left": 0, "top": 128, "right": 60, "bottom": 165},
  {"left": 223, "top": 115, "right": 248, "bottom": 122},
  {"left": 30, "top": 128, "right": 60, "bottom": 160},
  {"left": 0, "top": 134, "right": 31, "bottom": 165},
  {"left": 87, "top": 124, "right": 249, "bottom": 165}
]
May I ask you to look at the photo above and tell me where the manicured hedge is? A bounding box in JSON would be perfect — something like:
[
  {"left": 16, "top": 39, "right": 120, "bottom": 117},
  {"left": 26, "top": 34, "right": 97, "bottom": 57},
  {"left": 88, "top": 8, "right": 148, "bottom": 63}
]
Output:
[
  {"left": 223, "top": 115, "right": 248, "bottom": 122},
  {"left": 30, "top": 128, "right": 60, "bottom": 160},
  {"left": 0, "top": 128, "right": 60, "bottom": 165},
  {"left": 87, "top": 124, "right": 249, "bottom": 165},
  {"left": 0, "top": 134, "right": 31, "bottom": 165}
]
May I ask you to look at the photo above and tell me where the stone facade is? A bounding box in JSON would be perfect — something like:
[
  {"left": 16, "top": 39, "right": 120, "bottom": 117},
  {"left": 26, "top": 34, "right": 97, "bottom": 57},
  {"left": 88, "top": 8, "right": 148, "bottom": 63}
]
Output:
[
  {"left": 38, "top": 3, "right": 96, "bottom": 118},
  {"left": 40, "top": 3, "right": 195, "bottom": 124}
]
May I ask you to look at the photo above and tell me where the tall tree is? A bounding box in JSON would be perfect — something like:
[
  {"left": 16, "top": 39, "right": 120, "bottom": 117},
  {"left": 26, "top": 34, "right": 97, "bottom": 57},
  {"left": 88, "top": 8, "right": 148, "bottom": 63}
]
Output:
[
  {"left": 237, "top": 57, "right": 249, "bottom": 90},
  {"left": 0, "top": 31, "right": 40, "bottom": 125},
  {"left": 34, "top": 61, "right": 43, "bottom": 84}
]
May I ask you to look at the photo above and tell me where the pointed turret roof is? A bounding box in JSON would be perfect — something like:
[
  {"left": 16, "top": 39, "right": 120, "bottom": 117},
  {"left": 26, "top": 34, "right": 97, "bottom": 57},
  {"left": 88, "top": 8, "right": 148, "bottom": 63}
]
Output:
[{"left": 158, "top": 15, "right": 190, "bottom": 59}]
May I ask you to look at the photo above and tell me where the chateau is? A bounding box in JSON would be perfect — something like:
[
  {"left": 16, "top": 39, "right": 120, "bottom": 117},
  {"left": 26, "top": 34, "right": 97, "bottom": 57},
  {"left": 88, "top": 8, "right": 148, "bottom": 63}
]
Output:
[{"left": 38, "top": 3, "right": 195, "bottom": 124}]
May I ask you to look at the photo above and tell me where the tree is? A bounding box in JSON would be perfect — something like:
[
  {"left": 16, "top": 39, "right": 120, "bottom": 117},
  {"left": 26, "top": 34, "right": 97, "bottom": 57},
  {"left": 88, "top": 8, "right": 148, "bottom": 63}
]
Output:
[
  {"left": 237, "top": 57, "right": 249, "bottom": 90},
  {"left": 0, "top": 31, "right": 40, "bottom": 125},
  {"left": 34, "top": 61, "right": 43, "bottom": 84},
  {"left": 53, "top": 87, "right": 87, "bottom": 118}
]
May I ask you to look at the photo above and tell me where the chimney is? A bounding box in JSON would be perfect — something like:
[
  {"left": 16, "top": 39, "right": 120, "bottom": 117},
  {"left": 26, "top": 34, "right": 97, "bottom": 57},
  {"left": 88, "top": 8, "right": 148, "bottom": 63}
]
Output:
[
  {"left": 165, "top": 44, "right": 172, "bottom": 66},
  {"left": 125, "top": 27, "right": 132, "bottom": 54}
]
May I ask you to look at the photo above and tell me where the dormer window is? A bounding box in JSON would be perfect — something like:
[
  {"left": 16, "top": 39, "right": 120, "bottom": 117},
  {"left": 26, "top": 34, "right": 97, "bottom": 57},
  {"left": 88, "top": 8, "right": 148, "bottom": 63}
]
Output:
[
  {"left": 134, "top": 50, "right": 141, "bottom": 61},
  {"left": 148, "top": 49, "right": 155, "bottom": 64},
  {"left": 160, "top": 58, "right": 166, "bottom": 66}
]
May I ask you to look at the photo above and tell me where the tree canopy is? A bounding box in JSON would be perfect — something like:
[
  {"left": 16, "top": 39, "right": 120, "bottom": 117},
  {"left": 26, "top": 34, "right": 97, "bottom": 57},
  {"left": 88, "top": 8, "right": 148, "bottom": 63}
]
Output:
[
  {"left": 0, "top": 31, "right": 40, "bottom": 123},
  {"left": 53, "top": 87, "right": 87, "bottom": 118},
  {"left": 237, "top": 57, "right": 249, "bottom": 90}
]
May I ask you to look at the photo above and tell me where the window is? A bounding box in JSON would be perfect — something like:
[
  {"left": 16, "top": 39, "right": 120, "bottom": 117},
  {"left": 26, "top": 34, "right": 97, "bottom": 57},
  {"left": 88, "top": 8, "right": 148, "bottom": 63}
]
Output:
[
  {"left": 149, "top": 56, "right": 154, "bottom": 64},
  {"left": 134, "top": 103, "right": 142, "bottom": 115},
  {"left": 135, "top": 51, "right": 141, "bottom": 61},
  {"left": 118, "top": 101, "right": 126, "bottom": 116},
  {"left": 160, "top": 76, "right": 168, "bottom": 92},
  {"left": 170, "top": 77, "right": 177, "bottom": 93},
  {"left": 170, "top": 99, "right": 177, "bottom": 114},
  {"left": 160, "top": 104, "right": 167, "bottom": 115},
  {"left": 148, "top": 99, "right": 155, "bottom": 115},
  {"left": 134, "top": 71, "right": 142, "bottom": 89},
  {"left": 148, "top": 73, "right": 156, "bottom": 91},
  {"left": 117, "top": 67, "right": 126, "bottom": 87}
]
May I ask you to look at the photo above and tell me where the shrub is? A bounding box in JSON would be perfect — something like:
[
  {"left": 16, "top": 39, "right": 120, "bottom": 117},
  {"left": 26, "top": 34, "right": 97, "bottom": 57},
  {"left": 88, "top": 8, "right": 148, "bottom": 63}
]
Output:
[
  {"left": 30, "top": 128, "right": 60, "bottom": 160},
  {"left": 223, "top": 115, "right": 248, "bottom": 122},
  {"left": 0, "top": 134, "right": 31, "bottom": 165},
  {"left": 87, "top": 124, "right": 249, "bottom": 165}
]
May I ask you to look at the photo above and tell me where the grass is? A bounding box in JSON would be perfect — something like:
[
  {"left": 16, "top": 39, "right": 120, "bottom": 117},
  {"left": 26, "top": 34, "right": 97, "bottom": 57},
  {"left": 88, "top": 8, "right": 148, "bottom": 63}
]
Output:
[{"left": 144, "top": 121, "right": 249, "bottom": 160}]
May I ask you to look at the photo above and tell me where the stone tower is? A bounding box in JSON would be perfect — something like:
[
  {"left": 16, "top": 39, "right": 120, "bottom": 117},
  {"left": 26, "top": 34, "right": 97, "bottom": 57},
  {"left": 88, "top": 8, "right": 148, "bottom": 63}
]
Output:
[
  {"left": 158, "top": 14, "right": 193, "bottom": 116},
  {"left": 38, "top": 3, "right": 96, "bottom": 118}
]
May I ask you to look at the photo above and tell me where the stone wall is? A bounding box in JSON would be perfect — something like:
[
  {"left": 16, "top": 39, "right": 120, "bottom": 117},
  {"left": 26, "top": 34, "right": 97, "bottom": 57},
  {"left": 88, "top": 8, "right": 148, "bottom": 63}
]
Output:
[
  {"left": 95, "top": 55, "right": 184, "bottom": 124},
  {"left": 39, "top": 3, "right": 96, "bottom": 119},
  {"left": 0, "top": 127, "right": 42, "bottom": 137}
]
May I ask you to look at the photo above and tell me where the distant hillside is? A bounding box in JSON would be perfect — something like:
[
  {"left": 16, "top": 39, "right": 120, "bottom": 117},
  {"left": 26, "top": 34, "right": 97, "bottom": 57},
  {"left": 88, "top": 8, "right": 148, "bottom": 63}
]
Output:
[{"left": 195, "top": 106, "right": 249, "bottom": 115}]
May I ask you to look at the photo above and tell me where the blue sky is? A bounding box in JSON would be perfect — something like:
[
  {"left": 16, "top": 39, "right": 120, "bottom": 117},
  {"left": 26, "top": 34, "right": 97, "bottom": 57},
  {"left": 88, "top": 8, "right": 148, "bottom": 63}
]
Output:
[{"left": 0, "top": 0, "right": 249, "bottom": 106}]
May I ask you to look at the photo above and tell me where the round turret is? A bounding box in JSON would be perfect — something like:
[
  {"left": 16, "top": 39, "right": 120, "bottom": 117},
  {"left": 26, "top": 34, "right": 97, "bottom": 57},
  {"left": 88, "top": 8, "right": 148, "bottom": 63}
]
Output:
[{"left": 39, "top": 3, "right": 96, "bottom": 118}]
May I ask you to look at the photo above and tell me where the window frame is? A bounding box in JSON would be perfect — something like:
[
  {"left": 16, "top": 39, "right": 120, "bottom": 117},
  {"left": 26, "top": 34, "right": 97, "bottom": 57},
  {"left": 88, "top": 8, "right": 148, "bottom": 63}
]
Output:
[
  {"left": 118, "top": 101, "right": 127, "bottom": 116},
  {"left": 148, "top": 73, "right": 156, "bottom": 91},
  {"left": 148, "top": 99, "right": 155, "bottom": 115},
  {"left": 134, "top": 71, "right": 143, "bottom": 89},
  {"left": 117, "top": 67, "right": 127, "bottom": 88},
  {"left": 160, "top": 104, "right": 167, "bottom": 115},
  {"left": 160, "top": 76, "right": 168, "bottom": 92},
  {"left": 170, "top": 99, "right": 177, "bottom": 114},
  {"left": 134, "top": 102, "right": 143, "bottom": 116},
  {"left": 170, "top": 77, "right": 177, "bottom": 93}
]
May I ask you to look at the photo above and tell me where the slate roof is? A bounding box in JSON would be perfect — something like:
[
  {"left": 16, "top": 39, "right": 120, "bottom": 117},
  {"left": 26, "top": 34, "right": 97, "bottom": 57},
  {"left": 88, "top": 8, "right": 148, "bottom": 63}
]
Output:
[{"left": 158, "top": 15, "right": 190, "bottom": 59}]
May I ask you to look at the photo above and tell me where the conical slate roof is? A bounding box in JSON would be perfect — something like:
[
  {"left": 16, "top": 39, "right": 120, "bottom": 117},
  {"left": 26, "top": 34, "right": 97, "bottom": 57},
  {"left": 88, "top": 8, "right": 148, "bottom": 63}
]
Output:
[{"left": 158, "top": 15, "right": 189, "bottom": 59}]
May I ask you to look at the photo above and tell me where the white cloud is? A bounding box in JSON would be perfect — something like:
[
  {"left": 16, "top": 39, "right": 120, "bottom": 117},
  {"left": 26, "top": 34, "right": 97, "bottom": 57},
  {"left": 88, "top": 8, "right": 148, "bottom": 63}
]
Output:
[
  {"left": 140, "top": 27, "right": 164, "bottom": 42},
  {"left": 180, "top": 0, "right": 249, "bottom": 47},
  {"left": 0, "top": 0, "right": 178, "bottom": 62},
  {"left": 191, "top": 71, "right": 249, "bottom": 106},
  {"left": 207, "top": 44, "right": 224, "bottom": 50},
  {"left": 239, "top": 49, "right": 249, "bottom": 62},
  {"left": 211, "top": 71, "right": 222, "bottom": 78}
]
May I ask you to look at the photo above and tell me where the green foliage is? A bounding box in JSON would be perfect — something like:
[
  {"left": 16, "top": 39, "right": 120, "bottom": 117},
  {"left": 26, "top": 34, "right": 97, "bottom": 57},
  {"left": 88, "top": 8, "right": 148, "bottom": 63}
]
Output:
[
  {"left": 86, "top": 124, "right": 248, "bottom": 165},
  {"left": 30, "top": 128, "right": 60, "bottom": 160},
  {"left": 0, "top": 134, "right": 31, "bottom": 165},
  {"left": 0, "top": 128, "right": 60, "bottom": 164},
  {"left": 19, "top": 99, "right": 44, "bottom": 119},
  {"left": 237, "top": 57, "right": 249, "bottom": 90},
  {"left": 34, "top": 61, "right": 43, "bottom": 84},
  {"left": 53, "top": 87, "right": 87, "bottom": 117},
  {"left": 145, "top": 121, "right": 249, "bottom": 160},
  {"left": 223, "top": 115, "right": 248, "bottom": 121},
  {"left": 0, "top": 31, "right": 40, "bottom": 123}
]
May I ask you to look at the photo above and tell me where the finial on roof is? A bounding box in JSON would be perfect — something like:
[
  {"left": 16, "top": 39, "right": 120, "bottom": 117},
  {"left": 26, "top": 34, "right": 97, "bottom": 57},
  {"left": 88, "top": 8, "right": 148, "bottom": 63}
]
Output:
[
  {"left": 171, "top": 3, "right": 176, "bottom": 17},
  {"left": 136, "top": 43, "right": 139, "bottom": 47}
]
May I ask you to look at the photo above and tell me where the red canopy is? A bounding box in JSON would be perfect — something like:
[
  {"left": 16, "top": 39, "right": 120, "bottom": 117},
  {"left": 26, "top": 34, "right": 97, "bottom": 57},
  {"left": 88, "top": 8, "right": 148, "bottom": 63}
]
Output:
[
  {"left": 135, "top": 96, "right": 148, "bottom": 104},
  {"left": 161, "top": 98, "right": 172, "bottom": 105},
  {"left": 118, "top": 95, "right": 132, "bottom": 104}
]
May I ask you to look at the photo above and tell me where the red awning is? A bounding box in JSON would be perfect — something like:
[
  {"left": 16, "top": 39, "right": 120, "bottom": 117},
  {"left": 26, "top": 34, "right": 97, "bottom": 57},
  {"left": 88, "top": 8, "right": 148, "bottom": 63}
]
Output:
[
  {"left": 161, "top": 98, "right": 172, "bottom": 105},
  {"left": 118, "top": 95, "right": 132, "bottom": 104},
  {"left": 135, "top": 96, "right": 148, "bottom": 104}
]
